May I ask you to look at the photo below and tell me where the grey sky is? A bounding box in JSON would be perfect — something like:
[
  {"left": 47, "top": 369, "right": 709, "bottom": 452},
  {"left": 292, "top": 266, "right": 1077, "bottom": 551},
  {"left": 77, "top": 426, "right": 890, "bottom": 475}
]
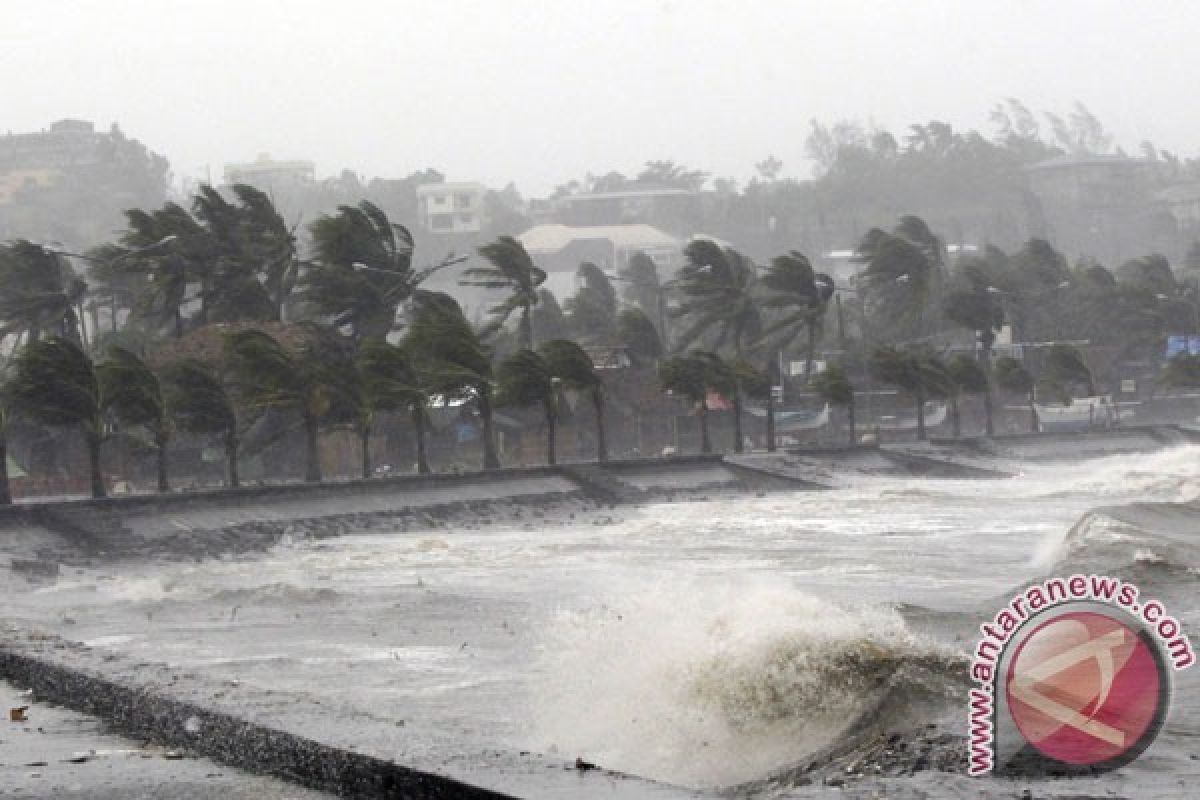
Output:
[{"left": 4, "top": 0, "right": 1197, "bottom": 194}]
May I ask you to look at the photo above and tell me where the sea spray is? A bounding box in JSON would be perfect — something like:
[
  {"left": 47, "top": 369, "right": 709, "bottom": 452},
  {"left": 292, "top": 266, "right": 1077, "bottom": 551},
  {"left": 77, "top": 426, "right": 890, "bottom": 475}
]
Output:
[{"left": 529, "top": 575, "right": 958, "bottom": 788}]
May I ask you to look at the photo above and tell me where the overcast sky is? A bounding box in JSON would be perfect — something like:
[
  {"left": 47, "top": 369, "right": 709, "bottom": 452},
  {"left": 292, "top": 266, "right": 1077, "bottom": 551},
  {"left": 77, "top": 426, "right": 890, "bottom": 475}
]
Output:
[{"left": 4, "top": 0, "right": 1197, "bottom": 195}]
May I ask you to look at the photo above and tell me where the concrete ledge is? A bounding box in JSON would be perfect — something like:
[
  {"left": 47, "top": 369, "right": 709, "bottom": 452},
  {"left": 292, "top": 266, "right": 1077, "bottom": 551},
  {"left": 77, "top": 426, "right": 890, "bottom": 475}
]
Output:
[{"left": 0, "top": 642, "right": 514, "bottom": 800}]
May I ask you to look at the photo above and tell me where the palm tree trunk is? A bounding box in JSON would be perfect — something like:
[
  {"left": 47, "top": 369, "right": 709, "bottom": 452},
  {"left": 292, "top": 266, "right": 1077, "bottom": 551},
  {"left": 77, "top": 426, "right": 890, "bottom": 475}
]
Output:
[
  {"left": 847, "top": 399, "right": 857, "bottom": 447},
  {"left": 304, "top": 414, "right": 322, "bottom": 483},
  {"left": 983, "top": 389, "right": 994, "bottom": 436},
  {"left": 412, "top": 407, "right": 431, "bottom": 474},
  {"left": 699, "top": 403, "right": 712, "bottom": 454},
  {"left": 225, "top": 431, "right": 240, "bottom": 488},
  {"left": 0, "top": 429, "right": 12, "bottom": 505},
  {"left": 765, "top": 386, "right": 776, "bottom": 453},
  {"left": 155, "top": 434, "right": 169, "bottom": 493},
  {"left": 545, "top": 401, "right": 557, "bottom": 466},
  {"left": 360, "top": 422, "right": 371, "bottom": 480},
  {"left": 592, "top": 388, "right": 608, "bottom": 462},
  {"left": 1029, "top": 395, "right": 1039, "bottom": 433},
  {"left": 478, "top": 386, "right": 501, "bottom": 469},
  {"left": 86, "top": 431, "right": 106, "bottom": 499},
  {"left": 915, "top": 389, "right": 927, "bottom": 441},
  {"left": 805, "top": 318, "right": 818, "bottom": 384},
  {"left": 519, "top": 304, "right": 533, "bottom": 350},
  {"left": 951, "top": 395, "right": 961, "bottom": 439},
  {"left": 732, "top": 382, "right": 744, "bottom": 453},
  {"left": 173, "top": 308, "right": 184, "bottom": 339}
]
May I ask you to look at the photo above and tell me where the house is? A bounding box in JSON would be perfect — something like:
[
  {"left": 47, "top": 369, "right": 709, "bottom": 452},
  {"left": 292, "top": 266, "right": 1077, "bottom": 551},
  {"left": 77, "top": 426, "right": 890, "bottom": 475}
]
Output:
[
  {"left": 416, "top": 182, "right": 487, "bottom": 234},
  {"left": 223, "top": 153, "right": 315, "bottom": 190},
  {"left": 517, "top": 223, "right": 683, "bottom": 301}
]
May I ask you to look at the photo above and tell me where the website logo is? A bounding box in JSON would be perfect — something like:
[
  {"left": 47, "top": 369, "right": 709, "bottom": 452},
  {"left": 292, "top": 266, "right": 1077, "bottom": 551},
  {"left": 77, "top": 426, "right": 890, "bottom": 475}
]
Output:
[{"left": 968, "top": 575, "right": 1193, "bottom": 776}]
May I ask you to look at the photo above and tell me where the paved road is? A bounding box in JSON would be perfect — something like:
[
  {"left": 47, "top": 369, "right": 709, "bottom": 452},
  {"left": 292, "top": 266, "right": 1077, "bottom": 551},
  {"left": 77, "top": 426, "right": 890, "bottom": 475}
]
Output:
[{"left": 0, "top": 681, "right": 335, "bottom": 800}]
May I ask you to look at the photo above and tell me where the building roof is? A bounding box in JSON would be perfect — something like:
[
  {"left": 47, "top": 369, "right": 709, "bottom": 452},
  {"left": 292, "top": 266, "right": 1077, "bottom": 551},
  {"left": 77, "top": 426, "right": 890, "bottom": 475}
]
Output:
[
  {"left": 416, "top": 181, "right": 487, "bottom": 196},
  {"left": 518, "top": 223, "right": 681, "bottom": 254},
  {"left": 1023, "top": 153, "right": 1145, "bottom": 172}
]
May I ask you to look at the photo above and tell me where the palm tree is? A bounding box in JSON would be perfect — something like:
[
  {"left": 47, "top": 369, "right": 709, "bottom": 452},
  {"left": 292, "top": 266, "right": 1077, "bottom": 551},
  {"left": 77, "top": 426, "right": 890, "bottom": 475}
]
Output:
[
  {"left": 404, "top": 291, "right": 500, "bottom": 469},
  {"left": 995, "top": 356, "right": 1037, "bottom": 432},
  {"left": 97, "top": 347, "right": 172, "bottom": 492},
  {"left": 304, "top": 201, "right": 428, "bottom": 342},
  {"left": 760, "top": 251, "right": 835, "bottom": 383},
  {"left": 0, "top": 241, "right": 88, "bottom": 346},
  {"left": 541, "top": 339, "right": 607, "bottom": 462},
  {"left": 531, "top": 289, "right": 570, "bottom": 343},
  {"left": 870, "top": 346, "right": 946, "bottom": 441},
  {"left": 565, "top": 263, "right": 618, "bottom": 344},
  {"left": 944, "top": 355, "right": 990, "bottom": 439},
  {"left": 229, "top": 184, "right": 298, "bottom": 320},
  {"left": 356, "top": 339, "right": 430, "bottom": 477},
  {"left": 1044, "top": 343, "right": 1096, "bottom": 396},
  {"left": 9, "top": 337, "right": 107, "bottom": 498},
  {"left": 619, "top": 251, "right": 664, "bottom": 334},
  {"left": 463, "top": 236, "right": 546, "bottom": 349},
  {"left": 118, "top": 203, "right": 207, "bottom": 338},
  {"left": 856, "top": 229, "right": 933, "bottom": 340},
  {"left": 497, "top": 349, "right": 558, "bottom": 465},
  {"left": 812, "top": 364, "right": 856, "bottom": 446},
  {"left": 672, "top": 240, "right": 762, "bottom": 453},
  {"left": 224, "top": 325, "right": 358, "bottom": 483},
  {"left": 617, "top": 308, "right": 663, "bottom": 367},
  {"left": 943, "top": 282, "right": 1004, "bottom": 435},
  {"left": 163, "top": 360, "right": 241, "bottom": 487},
  {"left": 659, "top": 351, "right": 730, "bottom": 454}
]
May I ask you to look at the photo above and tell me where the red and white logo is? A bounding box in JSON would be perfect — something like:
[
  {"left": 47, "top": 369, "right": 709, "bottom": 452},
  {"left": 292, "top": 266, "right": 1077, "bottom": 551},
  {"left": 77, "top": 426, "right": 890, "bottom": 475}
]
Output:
[{"left": 1005, "top": 611, "right": 1165, "bottom": 767}]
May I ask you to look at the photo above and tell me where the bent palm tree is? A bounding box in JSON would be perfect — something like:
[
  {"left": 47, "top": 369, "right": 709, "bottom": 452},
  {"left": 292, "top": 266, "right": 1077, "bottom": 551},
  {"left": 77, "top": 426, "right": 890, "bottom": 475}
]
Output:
[
  {"left": 659, "top": 351, "right": 731, "bottom": 454},
  {"left": 224, "top": 325, "right": 358, "bottom": 483},
  {"left": 163, "top": 360, "right": 240, "bottom": 487},
  {"left": 497, "top": 349, "right": 558, "bottom": 465},
  {"left": 0, "top": 241, "right": 88, "bottom": 346},
  {"left": 404, "top": 291, "right": 500, "bottom": 469},
  {"left": 463, "top": 236, "right": 546, "bottom": 349},
  {"left": 357, "top": 339, "right": 430, "bottom": 477},
  {"left": 97, "top": 347, "right": 172, "bottom": 492},
  {"left": 9, "top": 338, "right": 107, "bottom": 497},
  {"left": 541, "top": 338, "right": 607, "bottom": 462},
  {"left": 812, "top": 363, "right": 856, "bottom": 446}
]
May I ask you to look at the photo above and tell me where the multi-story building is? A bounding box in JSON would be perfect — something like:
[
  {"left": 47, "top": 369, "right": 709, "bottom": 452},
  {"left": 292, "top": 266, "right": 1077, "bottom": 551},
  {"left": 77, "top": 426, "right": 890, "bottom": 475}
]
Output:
[
  {"left": 416, "top": 181, "right": 487, "bottom": 234},
  {"left": 223, "top": 153, "right": 315, "bottom": 191}
]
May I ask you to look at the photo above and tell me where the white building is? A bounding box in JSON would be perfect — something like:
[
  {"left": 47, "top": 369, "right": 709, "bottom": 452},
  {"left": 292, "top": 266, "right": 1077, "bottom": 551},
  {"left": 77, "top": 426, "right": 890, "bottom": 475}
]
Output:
[
  {"left": 416, "top": 182, "right": 487, "bottom": 234},
  {"left": 223, "top": 153, "right": 315, "bottom": 190}
]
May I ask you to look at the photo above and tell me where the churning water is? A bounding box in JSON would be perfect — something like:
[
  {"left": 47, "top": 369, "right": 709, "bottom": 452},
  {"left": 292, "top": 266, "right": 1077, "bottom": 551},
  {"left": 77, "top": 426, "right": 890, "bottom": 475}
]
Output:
[{"left": 4, "top": 446, "right": 1200, "bottom": 791}]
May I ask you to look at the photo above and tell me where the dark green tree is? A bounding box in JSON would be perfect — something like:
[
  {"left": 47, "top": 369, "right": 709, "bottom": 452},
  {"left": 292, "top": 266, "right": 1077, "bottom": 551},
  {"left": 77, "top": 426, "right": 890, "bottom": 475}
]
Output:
[
  {"left": 994, "top": 356, "right": 1037, "bottom": 432},
  {"left": 97, "top": 347, "right": 172, "bottom": 492},
  {"left": 541, "top": 338, "right": 607, "bottom": 462},
  {"left": 944, "top": 354, "right": 990, "bottom": 439},
  {"left": 0, "top": 241, "right": 88, "bottom": 346},
  {"left": 497, "top": 349, "right": 559, "bottom": 465},
  {"left": 462, "top": 236, "right": 546, "bottom": 350},
  {"left": 163, "top": 360, "right": 241, "bottom": 488},
  {"left": 811, "top": 364, "right": 856, "bottom": 446},
  {"left": 9, "top": 337, "right": 107, "bottom": 497},
  {"left": 565, "top": 263, "right": 618, "bottom": 344},
  {"left": 404, "top": 291, "right": 500, "bottom": 469},
  {"left": 617, "top": 308, "right": 664, "bottom": 367},
  {"left": 356, "top": 339, "right": 430, "bottom": 477}
]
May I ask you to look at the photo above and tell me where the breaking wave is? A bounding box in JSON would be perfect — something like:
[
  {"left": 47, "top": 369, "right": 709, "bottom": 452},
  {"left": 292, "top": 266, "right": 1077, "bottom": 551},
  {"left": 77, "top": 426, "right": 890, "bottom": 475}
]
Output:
[{"left": 529, "top": 576, "right": 964, "bottom": 788}]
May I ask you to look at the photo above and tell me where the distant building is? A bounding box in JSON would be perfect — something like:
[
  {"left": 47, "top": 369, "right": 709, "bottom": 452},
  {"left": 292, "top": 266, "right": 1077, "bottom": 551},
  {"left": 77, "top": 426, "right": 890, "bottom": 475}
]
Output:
[
  {"left": 518, "top": 223, "right": 683, "bottom": 300},
  {"left": 223, "top": 153, "right": 315, "bottom": 191},
  {"left": 416, "top": 182, "right": 487, "bottom": 234},
  {"left": 1157, "top": 182, "right": 1200, "bottom": 234},
  {"left": 1023, "top": 154, "right": 1156, "bottom": 265},
  {"left": 0, "top": 119, "right": 105, "bottom": 204}
]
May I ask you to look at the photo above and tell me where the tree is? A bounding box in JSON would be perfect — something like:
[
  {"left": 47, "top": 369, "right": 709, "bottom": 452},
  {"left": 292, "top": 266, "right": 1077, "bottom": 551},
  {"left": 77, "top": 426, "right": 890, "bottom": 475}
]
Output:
[
  {"left": 463, "top": 236, "right": 546, "bottom": 350},
  {"left": 1043, "top": 343, "right": 1096, "bottom": 397},
  {"left": 304, "top": 201, "right": 425, "bottom": 342},
  {"left": 404, "top": 291, "right": 500, "bottom": 469},
  {"left": 497, "top": 349, "right": 558, "bottom": 465},
  {"left": 869, "top": 346, "right": 944, "bottom": 441},
  {"left": 0, "top": 241, "right": 88, "bottom": 346},
  {"left": 943, "top": 267, "right": 1005, "bottom": 434},
  {"left": 224, "top": 325, "right": 358, "bottom": 483},
  {"left": 760, "top": 250, "right": 835, "bottom": 382},
  {"left": 531, "top": 289, "right": 570, "bottom": 343},
  {"left": 97, "top": 347, "right": 172, "bottom": 492},
  {"left": 944, "top": 355, "right": 990, "bottom": 439},
  {"left": 856, "top": 229, "right": 933, "bottom": 340},
  {"left": 619, "top": 251, "right": 664, "bottom": 332},
  {"left": 812, "top": 364, "right": 856, "bottom": 446},
  {"left": 163, "top": 360, "right": 241, "bottom": 488},
  {"left": 565, "top": 263, "right": 618, "bottom": 344},
  {"left": 617, "top": 308, "right": 664, "bottom": 367},
  {"left": 9, "top": 337, "right": 107, "bottom": 497},
  {"left": 659, "top": 351, "right": 731, "bottom": 454},
  {"left": 672, "top": 240, "right": 762, "bottom": 453},
  {"left": 357, "top": 339, "right": 430, "bottom": 476},
  {"left": 117, "top": 202, "right": 208, "bottom": 338},
  {"left": 541, "top": 339, "right": 607, "bottom": 462},
  {"left": 994, "top": 356, "right": 1037, "bottom": 432}
]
